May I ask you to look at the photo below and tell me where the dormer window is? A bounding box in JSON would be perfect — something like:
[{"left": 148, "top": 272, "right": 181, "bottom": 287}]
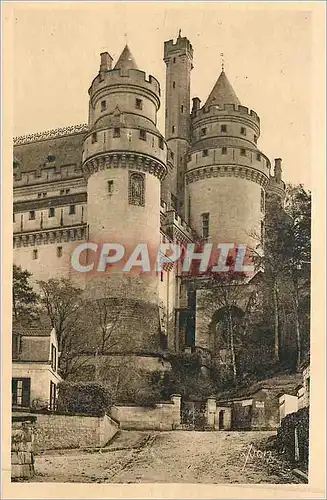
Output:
[
  {"left": 47, "top": 155, "right": 56, "bottom": 163},
  {"left": 139, "top": 129, "right": 146, "bottom": 141},
  {"left": 202, "top": 149, "right": 209, "bottom": 157},
  {"left": 257, "top": 153, "right": 261, "bottom": 161},
  {"left": 69, "top": 205, "right": 76, "bottom": 215},
  {"left": 101, "top": 100, "right": 106, "bottom": 111},
  {"left": 91, "top": 132, "right": 97, "bottom": 144},
  {"left": 222, "top": 147, "right": 227, "bottom": 155},
  {"left": 200, "top": 128, "right": 207, "bottom": 137},
  {"left": 49, "top": 207, "right": 55, "bottom": 218},
  {"left": 241, "top": 127, "right": 246, "bottom": 136},
  {"left": 113, "top": 128, "right": 120, "bottom": 138},
  {"left": 159, "top": 137, "right": 164, "bottom": 150},
  {"left": 221, "top": 125, "right": 227, "bottom": 133},
  {"left": 135, "top": 98, "right": 143, "bottom": 110},
  {"left": 29, "top": 211, "right": 35, "bottom": 220},
  {"left": 240, "top": 148, "right": 246, "bottom": 156}
]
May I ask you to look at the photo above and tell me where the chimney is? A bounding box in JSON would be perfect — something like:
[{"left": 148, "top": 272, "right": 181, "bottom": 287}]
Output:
[
  {"left": 274, "top": 158, "right": 282, "bottom": 182},
  {"left": 100, "top": 52, "right": 113, "bottom": 72},
  {"left": 192, "top": 97, "right": 201, "bottom": 115}
]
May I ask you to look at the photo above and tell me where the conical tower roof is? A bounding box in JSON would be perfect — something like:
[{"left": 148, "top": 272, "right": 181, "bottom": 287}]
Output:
[
  {"left": 205, "top": 70, "right": 240, "bottom": 107},
  {"left": 114, "top": 45, "right": 138, "bottom": 71}
]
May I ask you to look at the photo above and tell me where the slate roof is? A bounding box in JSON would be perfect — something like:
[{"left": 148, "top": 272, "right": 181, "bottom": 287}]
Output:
[
  {"left": 114, "top": 45, "right": 138, "bottom": 71},
  {"left": 205, "top": 70, "right": 241, "bottom": 107}
]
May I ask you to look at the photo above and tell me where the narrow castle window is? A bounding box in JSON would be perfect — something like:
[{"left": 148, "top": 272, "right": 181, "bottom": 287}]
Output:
[
  {"left": 256, "top": 153, "right": 261, "bottom": 161},
  {"left": 261, "top": 189, "right": 265, "bottom": 213},
  {"left": 172, "top": 126, "right": 175, "bottom": 133},
  {"left": 49, "top": 207, "right": 55, "bottom": 218},
  {"left": 113, "top": 128, "right": 120, "bottom": 138},
  {"left": 172, "top": 81, "right": 176, "bottom": 89},
  {"left": 65, "top": 189, "right": 70, "bottom": 194},
  {"left": 57, "top": 246, "right": 63, "bottom": 258},
  {"left": 135, "top": 98, "right": 143, "bottom": 110},
  {"left": 201, "top": 213, "right": 210, "bottom": 239},
  {"left": 160, "top": 271, "right": 164, "bottom": 282},
  {"left": 221, "top": 125, "right": 227, "bottom": 133},
  {"left": 13, "top": 213, "right": 15, "bottom": 222},
  {"left": 91, "top": 132, "right": 97, "bottom": 143},
  {"left": 254, "top": 135, "right": 258, "bottom": 144},
  {"left": 222, "top": 147, "right": 227, "bottom": 155},
  {"left": 38, "top": 193, "right": 42, "bottom": 198},
  {"left": 69, "top": 205, "right": 76, "bottom": 215},
  {"left": 170, "top": 151, "right": 174, "bottom": 160},
  {"left": 173, "top": 57, "right": 176, "bottom": 63},
  {"left": 159, "top": 137, "right": 164, "bottom": 150},
  {"left": 29, "top": 211, "right": 35, "bottom": 220},
  {"left": 202, "top": 149, "right": 208, "bottom": 157},
  {"left": 181, "top": 105, "right": 184, "bottom": 113},
  {"left": 43, "top": 192, "right": 47, "bottom": 197},
  {"left": 261, "top": 220, "right": 265, "bottom": 242},
  {"left": 200, "top": 128, "right": 207, "bottom": 137},
  {"left": 47, "top": 155, "right": 56, "bottom": 163},
  {"left": 241, "top": 127, "right": 246, "bottom": 136},
  {"left": 139, "top": 129, "right": 146, "bottom": 141},
  {"left": 32, "top": 249, "right": 38, "bottom": 260},
  {"left": 60, "top": 190, "right": 64, "bottom": 196},
  {"left": 101, "top": 100, "right": 107, "bottom": 111},
  {"left": 129, "top": 172, "right": 145, "bottom": 207},
  {"left": 240, "top": 148, "right": 246, "bottom": 156},
  {"left": 107, "top": 180, "right": 114, "bottom": 194}
]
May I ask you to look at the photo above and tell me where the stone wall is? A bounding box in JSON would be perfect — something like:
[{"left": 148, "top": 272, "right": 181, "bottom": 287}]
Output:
[
  {"left": 11, "top": 417, "right": 36, "bottom": 480},
  {"left": 110, "top": 394, "right": 181, "bottom": 430},
  {"left": 34, "top": 413, "right": 119, "bottom": 451}
]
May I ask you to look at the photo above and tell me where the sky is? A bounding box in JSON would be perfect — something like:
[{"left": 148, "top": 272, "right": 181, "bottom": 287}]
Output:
[{"left": 13, "top": 2, "right": 312, "bottom": 187}]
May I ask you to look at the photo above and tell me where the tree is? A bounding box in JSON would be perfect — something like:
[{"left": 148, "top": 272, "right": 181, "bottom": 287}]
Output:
[{"left": 12, "top": 265, "right": 39, "bottom": 323}]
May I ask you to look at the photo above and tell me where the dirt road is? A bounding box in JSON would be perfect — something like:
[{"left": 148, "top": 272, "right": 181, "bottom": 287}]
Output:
[{"left": 31, "top": 430, "right": 302, "bottom": 484}]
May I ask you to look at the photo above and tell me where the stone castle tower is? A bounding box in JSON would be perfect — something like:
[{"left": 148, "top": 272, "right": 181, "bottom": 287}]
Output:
[{"left": 12, "top": 34, "right": 285, "bottom": 370}]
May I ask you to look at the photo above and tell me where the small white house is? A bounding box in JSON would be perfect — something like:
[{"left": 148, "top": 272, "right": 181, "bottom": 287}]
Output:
[{"left": 12, "top": 326, "right": 62, "bottom": 410}]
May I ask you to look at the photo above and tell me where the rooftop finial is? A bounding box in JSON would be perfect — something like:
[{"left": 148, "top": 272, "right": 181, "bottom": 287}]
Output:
[
  {"left": 220, "top": 52, "right": 225, "bottom": 72},
  {"left": 178, "top": 29, "right": 182, "bottom": 38},
  {"left": 124, "top": 32, "right": 128, "bottom": 44}
]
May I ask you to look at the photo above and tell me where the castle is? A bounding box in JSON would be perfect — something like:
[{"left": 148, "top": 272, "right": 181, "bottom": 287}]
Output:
[{"left": 13, "top": 33, "right": 286, "bottom": 373}]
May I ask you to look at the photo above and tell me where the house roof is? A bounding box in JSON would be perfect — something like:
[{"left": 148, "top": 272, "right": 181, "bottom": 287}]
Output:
[
  {"left": 205, "top": 70, "right": 241, "bottom": 107},
  {"left": 13, "top": 325, "right": 52, "bottom": 337},
  {"left": 114, "top": 45, "right": 138, "bottom": 71}
]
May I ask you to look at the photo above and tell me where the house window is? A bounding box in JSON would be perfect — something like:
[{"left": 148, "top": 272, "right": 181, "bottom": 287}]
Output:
[
  {"left": 172, "top": 126, "right": 175, "bottom": 133},
  {"left": 129, "top": 171, "right": 145, "bottom": 207},
  {"left": 91, "top": 132, "right": 97, "bottom": 143},
  {"left": 49, "top": 381, "right": 57, "bottom": 411},
  {"left": 200, "top": 128, "right": 207, "bottom": 137},
  {"left": 202, "top": 213, "right": 210, "bottom": 239},
  {"left": 32, "top": 249, "right": 38, "bottom": 260},
  {"left": 181, "top": 105, "right": 184, "bottom": 113},
  {"left": 135, "top": 98, "right": 143, "bottom": 110},
  {"left": 173, "top": 81, "right": 176, "bottom": 89},
  {"left": 69, "top": 205, "right": 76, "bottom": 215},
  {"left": 254, "top": 135, "right": 258, "bottom": 144},
  {"left": 240, "top": 148, "right": 246, "bottom": 156},
  {"left": 261, "top": 189, "right": 265, "bottom": 213},
  {"left": 107, "top": 180, "right": 114, "bottom": 194},
  {"left": 241, "top": 127, "right": 246, "bottom": 136},
  {"left": 159, "top": 137, "right": 164, "bottom": 150},
  {"left": 113, "top": 128, "right": 120, "bottom": 138},
  {"left": 202, "top": 149, "right": 208, "bottom": 157},
  {"left": 57, "top": 246, "right": 63, "bottom": 258},
  {"left": 101, "top": 100, "right": 106, "bottom": 111},
  {"left": 12, "top": 378, "right": 31, "bottom": 407},
  {"left": 139, "top": 129, "right": 146, "bottom": 141},
  {"left": 256, "top": 153, "right": 261, "bottom": 161},
  {"left": 60, "top": 189, "right": 65, "bottom": 195},
  {"left": 29, "top": 210, "right": 35, "bottom": 220},
  {"left": 51, "top": 344, "right": 57, "bottom": 371},
  {"left": 222, "top": 147, "right": 227, "bottom": 155},
  {"left": 49, "top": 207, "right": 55, "bottom": 217},
  {"left": 221, "top": 125, "right": 227, "bottom": 133}
]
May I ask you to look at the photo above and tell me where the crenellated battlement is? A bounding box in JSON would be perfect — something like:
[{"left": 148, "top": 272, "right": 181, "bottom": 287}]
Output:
[
  {"left": 164, "top": 36, "right": 193, "bottom": 61},
  {"left": 13, "top": 124, "right": 88, "bottom": 146},
  {"left": 13, "top": 163, "right": 84, "bottom": 187},
  {"left": 192, "top": 103, "right": 260, "bottom": 125},
  {"left": 89, "top": 68, "right": 161, "bottom": 98}
]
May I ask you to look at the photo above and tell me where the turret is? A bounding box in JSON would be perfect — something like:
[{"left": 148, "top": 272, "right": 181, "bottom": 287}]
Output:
[
  {"left": 82, "top": 46, "right": 167, "bottom": 355},
  {"left": 266, "top": 157, "right": 286, "bottom": 204},
  {"left": 162, "top": 32, "right": 193, "bottom": 215}
]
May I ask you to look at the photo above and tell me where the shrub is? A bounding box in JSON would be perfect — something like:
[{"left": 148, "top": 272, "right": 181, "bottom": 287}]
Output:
[
  {"left": 276, "top": 406, "right": 309, "bottom": 466},
  {"left": 56, "top": 381, "right": 112, "bottom": 416}
]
